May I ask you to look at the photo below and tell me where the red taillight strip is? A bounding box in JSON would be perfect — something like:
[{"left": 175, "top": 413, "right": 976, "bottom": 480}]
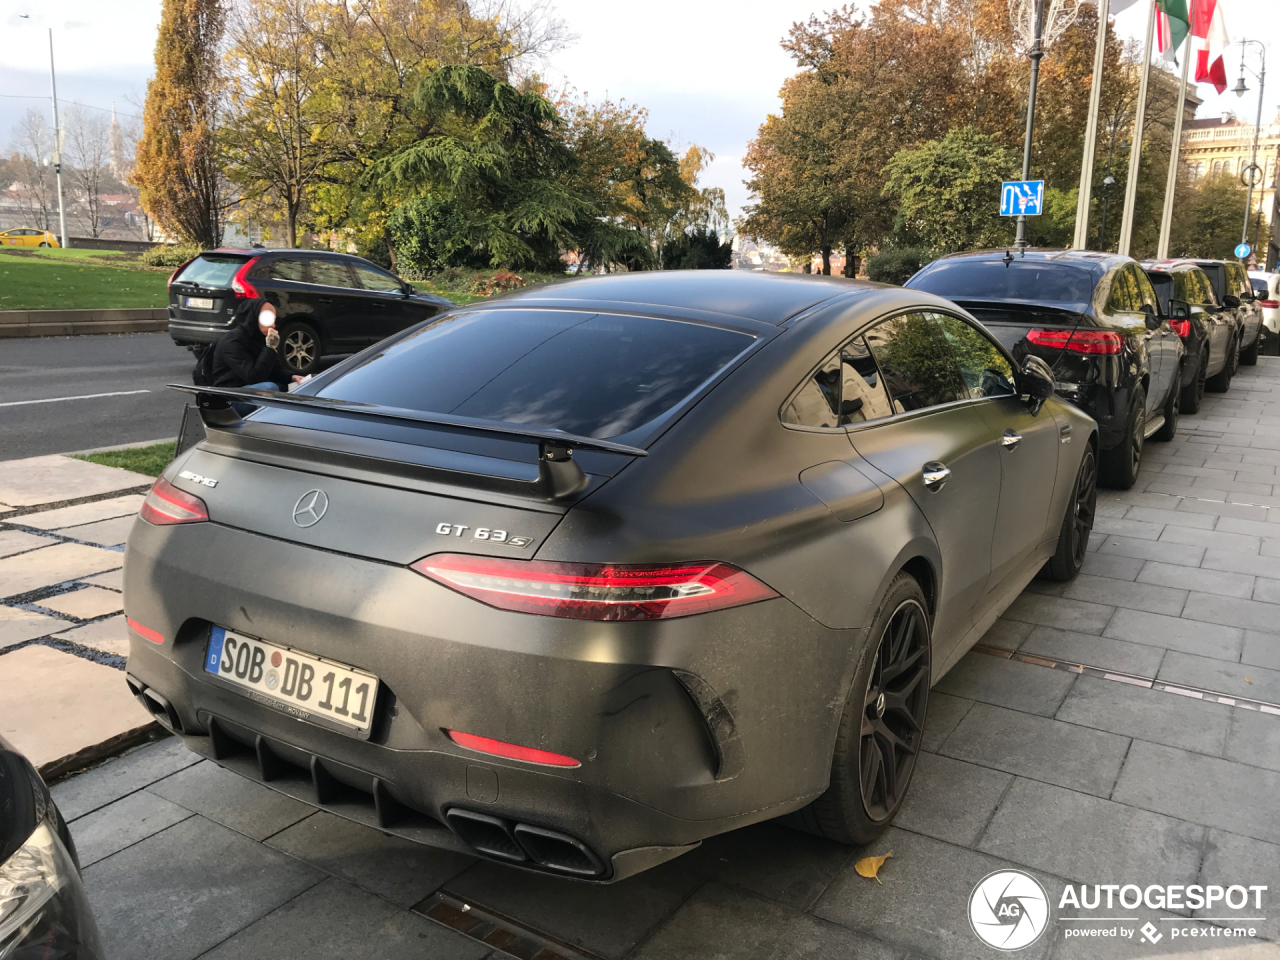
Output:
[
  {"left": 446, "top": 730, "right": 580, "bottom": 768},
  {"left": 410, "top": 554, "right": 779, "bottom": 621},
  {"left": 139, "top": 477, "right": 209, "bottom": 525},
  {"left": 1026, "top": 328, "right": 1124, "bottom": 355},
  {"left": 126, "top": 617, "right": 165, "bottom": 645},
  {"left": 1261, "top": 300, "right": 1279, "bottom": 309},
  {"left": 230, "top": 257, "right": 261, "bottom": 299},
  {"left": 1169, "top": 319, "right": 1192, "bottom": 338}
]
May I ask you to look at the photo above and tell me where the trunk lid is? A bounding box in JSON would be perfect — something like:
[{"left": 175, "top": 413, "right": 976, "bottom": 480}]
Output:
[{"left": 955, "top": 299, "right": 1092, "bottom": 373}]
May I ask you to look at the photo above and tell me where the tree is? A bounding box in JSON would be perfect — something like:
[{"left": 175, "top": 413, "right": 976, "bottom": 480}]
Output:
[
  {"left": 882, "top": 126, "right": 1016, "bottom": 252},
  {"left": 1167, "top": 169, "right": 1254, "bottom": 260},
  {"left": 7, "top": 110, "right": 55, "bottom": 231},
  {"left": 134, "top": 0, "right": 228, "bottom": 247},
  {"left": 660, "top": 226, "right": 732, "bottom": 269},
  {"left": 63, "top": 106, "right": 110, "bottom": 239}
]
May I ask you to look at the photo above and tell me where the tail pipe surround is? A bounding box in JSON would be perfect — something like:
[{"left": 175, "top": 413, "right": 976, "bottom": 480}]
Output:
[{"left": 444, "top": 808, "right": 605, "bottom": 877}]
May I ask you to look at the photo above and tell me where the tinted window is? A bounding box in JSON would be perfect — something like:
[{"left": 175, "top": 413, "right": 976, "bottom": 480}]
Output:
[
  {"left": 266, "top": 258, "right": 306, "bottom": 282},
  {"left": 1199, "top": 264, "right": 1226, "bottom": 301},
  {"left": 309, "top": 259, "right": 355, "bottom": 288},
  {"left": 1191, "top": 269, "right": 1216, "bottom": 306},
  {"left": 1133, "top": 267, "right": 1160, "bottom": 314},
  {"left": 1227, "top": 263, "right": 1252, "bottom": 298},
  {"left": 1105, "top": 267, "right": 1139, "bottom": 313},
  {"left": 865, "top": 313, "right": 963, "bottom": 411},
  {"left": 931, "top": 313, "right": 1015, "bottom": 398},
  {"left": 175, "top": 254, "right": 250, "bottom": 288},
  {"left": 1252, "top": 278, "right": 1269, "bottom": 298},
  {"left": 316, "top": 310, "right": 753, "bottom": 439},
  {"left": 908, "top": 261, "right": 1095, "bottom": 305},
  {"left": 783, "top": 336, "right": 894, "bottom": 428},
  {"left": 352, "top": 263, "right": 403, "bottom": 292},
  {"left": 1147, "top": 273, "right": 1174, "bottom": 313}
]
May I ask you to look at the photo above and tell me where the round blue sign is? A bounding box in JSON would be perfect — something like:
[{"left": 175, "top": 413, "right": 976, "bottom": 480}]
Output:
[{"left": 1235, "top": 243, "right": 1252, "bottom": 259}]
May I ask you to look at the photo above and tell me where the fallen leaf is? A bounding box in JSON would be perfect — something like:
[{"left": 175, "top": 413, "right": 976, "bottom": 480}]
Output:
[
  {"left": 855, "top": 851, "right": 893, "bottom": 883},
  {"left": 1247, "top": 678, "right": 1253, "bottom": 684}
]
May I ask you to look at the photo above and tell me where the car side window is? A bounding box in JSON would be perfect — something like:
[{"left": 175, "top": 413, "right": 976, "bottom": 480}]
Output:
[
  {"left": 1229, "top": 263, "right": 1252, "bottom": 299},
  {"left": 1105, "top": 267, "right": 1139, "bottom": 313},
  {"left": 930, "top": 313, "right": 1016, "bottom": 399},
  {"left": 1192, "top": 270, "right": 1216, "bottom": 306},
  {"left": 782, "top": 336, "right": 895, "bottom": 428},
  {"left": 864, "top": 313, "right": 964, "bottom": 412},
  {"left": 1132, "top": 268, "right": 1160, "bottom": 315},
  {"left": 308, "top": 258, "right": 356, "bottom": 289},
  {"left": 351, "top": 263, "right": 404, "bottom": 293},
  {"left": 266, "top": 258, "right": 306, "bottom": 282}
]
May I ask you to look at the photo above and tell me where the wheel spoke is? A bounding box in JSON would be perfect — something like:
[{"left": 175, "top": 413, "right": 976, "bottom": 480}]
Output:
[
  {"left": 881, "top": 646, "right": 923, "bottom": 684},
  {"left": 877, "top": 731, "right": 897, "bottom": 801}
]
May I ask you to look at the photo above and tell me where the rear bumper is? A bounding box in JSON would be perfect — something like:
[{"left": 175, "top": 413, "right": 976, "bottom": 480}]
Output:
[
  {"left": 168, "top": 307, "right": 234, "bottom": 346},
  {"left": 122, "top": 518, "right": 857, "bottom": 880}
]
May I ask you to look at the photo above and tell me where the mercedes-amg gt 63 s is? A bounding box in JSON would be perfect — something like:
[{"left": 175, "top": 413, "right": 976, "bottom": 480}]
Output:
[{"left": 123, "top": 272, "right": 1098, "bottom": 882}]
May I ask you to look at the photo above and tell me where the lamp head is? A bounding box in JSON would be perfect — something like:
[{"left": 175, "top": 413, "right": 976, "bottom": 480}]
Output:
[{"left": 1233, "top": 75, "right": 1249, "bottom": 98}]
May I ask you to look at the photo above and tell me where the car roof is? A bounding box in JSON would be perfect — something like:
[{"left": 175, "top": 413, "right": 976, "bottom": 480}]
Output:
[
  {"left": 205, "top": 247, "right": 353, "bottom": 258},
  {"left": 488, "top": 270, "right": 875, "bottom": 325},
  {"left": 1137, "top": 259, "right": 1204, "bottom": 274},
  {"left": 923, "top": 248, "right": 1129, "bottom": 277}
]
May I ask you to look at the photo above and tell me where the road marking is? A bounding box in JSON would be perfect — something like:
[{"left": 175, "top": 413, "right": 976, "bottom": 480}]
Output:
[{"left": 0, "top": 389, "right": 151, "bottom": 408}]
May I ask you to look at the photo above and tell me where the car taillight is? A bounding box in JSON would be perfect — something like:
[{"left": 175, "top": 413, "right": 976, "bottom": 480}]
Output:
[
  {"left": 1262, "top": 300, "right": 1279, "bottom": 309},
  {"left": 126, "top": 617, "right": 165, "bottom": 644},
  {"left": 411, "top": 554, "right": 779, "bottom": 621},
  {"left": 230, "top": 257, "right": 262, "bottom": 298},
  {"left": 1169, "top": 319, "right": 1191, "bottom": 338},
  {"left": 446, "top": 730, "right": 580, "bottom": 767},
  {"left": 139, "top": 477, "right": 209, "bottom": 525},
  {"left": 1026, "top": 328, "right": 1124, "bottom": 355},
  {"left": 167, "top": 256, "right": 197, "bottom": 290}
]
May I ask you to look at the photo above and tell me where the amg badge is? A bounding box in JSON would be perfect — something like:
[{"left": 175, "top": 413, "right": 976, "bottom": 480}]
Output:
[
  {"left": 178, "top": 470, "right": 218, "bottom": 488},
  {"left": 435, "top": 523, "right": 533, "bottom": 547}
]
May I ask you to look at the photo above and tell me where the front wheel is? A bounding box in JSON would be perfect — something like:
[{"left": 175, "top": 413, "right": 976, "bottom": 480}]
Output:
[
  {"left": 793, "top": 573, "right": 930, "bottom": 845},
  {"left": 1041, "top": 447, "right": 1098, "bottom": 582},
  {"left": 1153, "top": 378, "right": 1179, "bottom": 442},
  {"left": 38, "top": 241, "right": 50, "bottom": 247},
  {"left": 1098, "top": 385, "right": 1146, "bottom": 490},
  {"left": 1241, "top": 329, "right": 1260, "bottom": 366},
  {"left": 279, "top": 321, "right": 321, "bottom": 376},
  {"left": 1181, "top": 350, "right": 1207, "bottom": 414}
]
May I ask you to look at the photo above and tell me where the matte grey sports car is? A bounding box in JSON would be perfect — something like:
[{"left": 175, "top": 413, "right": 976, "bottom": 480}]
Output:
[{"left": 123, "top": 272, "right": 1097, "bottom": 882}]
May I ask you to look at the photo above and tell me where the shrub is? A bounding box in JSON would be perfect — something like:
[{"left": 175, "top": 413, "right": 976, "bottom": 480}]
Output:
[
  {"left": 140, "top": 243, "right": 202, "bottom": 268},
  {"left": 866, "top": 248, "right": 933, "bottom": 286},
  {"left": 469, "top": 271, "right": 527, "bottom": 296}
]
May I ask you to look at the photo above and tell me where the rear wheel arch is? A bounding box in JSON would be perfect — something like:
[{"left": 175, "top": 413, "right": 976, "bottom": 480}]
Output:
[{"left": 899, "top": 556, "right": 936, "bottom": 621}]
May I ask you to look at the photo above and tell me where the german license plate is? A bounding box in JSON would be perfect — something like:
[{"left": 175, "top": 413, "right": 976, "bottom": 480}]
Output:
[
  {"left": 185, "top": 296, "right": 214, "bottom": 309},
  {"left": 204, "top": 627, "right": 377, "bottom": 734}
]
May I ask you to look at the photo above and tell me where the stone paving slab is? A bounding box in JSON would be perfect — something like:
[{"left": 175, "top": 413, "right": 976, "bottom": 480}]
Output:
[
  {"left": 0, "top": 528, "right": 53, "bottom": 558},
  {"left": 61, "top": 514, "right": 136, "bottom": 547},
  {"left": 1054, "top": 674, "right": 1232, "bottom": 756},
  {"left": 0, "top": 644, "right": 152, "bottom": 770},
  {"left": 51, "top": 736, "right": 200, "bottom": 821},
  {"left": 147, "top": 759, "right": 315, "bottom": 841},
  {"left": 0, "top": 606, "right": 64, "bottom": 649},
  {"left": 71, "top": 788, "right": 194, "bottom": 867},
  {"left": 37, "top": 585, "right": 123, "bottom": 620},
  {"left": 17, "top": 493, "right": 144, "bottom": 530},
  {"left": 0, "top": 455, "right": 147, "bottom": 508},
  {"left": 53, "top": 614, "right": 128, "bottom": 656},
  {"left": 1017, "top": 624, "right": 1167, "bottom": 676},
  {"left": 81, "top": 568, "right": 123, "bottom": 592},
  {"left": 0, "top": 542, "right": 123, "bottom": 599}
]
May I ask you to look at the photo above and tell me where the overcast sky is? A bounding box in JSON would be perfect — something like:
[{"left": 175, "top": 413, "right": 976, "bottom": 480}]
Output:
[{"left": 0, "top": 0, "right": 1275, "bottom": 221}]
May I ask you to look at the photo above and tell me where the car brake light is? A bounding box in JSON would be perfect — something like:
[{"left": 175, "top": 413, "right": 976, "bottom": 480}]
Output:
[
  {"left": 230, "top": 257, "right": 262, "bottom": 298},
  {"left": 1169, "top": 319, "right": 1191, "bottom": 338},
  {"left": 167, "top": 256, "right": 197, "bottom": 290},
  {"left": 446, "top": 730, "right": 580, "bottom": 767},
  {"left": 126, "top": 617, "right": 165, "bottom": 645},
  {"left": 1026, "top": 328, "right": 1124, "bottom": 355},
  {"left": 411, "top": 554, "right": 779, "bottom": 621},
  {"left": 1262, "top": 300, "right": 1279, "bottom": 309},
  {"left": 139, "top": 477, "right": 209, "bottom": 525}
]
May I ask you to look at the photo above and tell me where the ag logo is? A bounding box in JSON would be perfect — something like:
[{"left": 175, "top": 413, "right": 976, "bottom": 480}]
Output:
[{"left": 969, "top": 869, "right": 1049, "bottom": 951}]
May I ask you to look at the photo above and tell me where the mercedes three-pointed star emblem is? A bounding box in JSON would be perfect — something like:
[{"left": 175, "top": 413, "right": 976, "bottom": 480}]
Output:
[{"left": 292, "top": 489, "right": 329, "bottom": 528}]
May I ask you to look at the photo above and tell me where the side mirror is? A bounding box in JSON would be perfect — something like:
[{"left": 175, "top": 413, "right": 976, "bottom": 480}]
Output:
[
  {"left": 1168, "top": 298, "right": 1191, "bottom": 320},
  {"left": 1223, "top": 294, "right": 1241, "bottom": 309},
  {"left": 1018, "top": 355, "right": 1056, "bottom": 415},
  {"left": 400, "top": 283, "right": 415, "bottom": 297}
]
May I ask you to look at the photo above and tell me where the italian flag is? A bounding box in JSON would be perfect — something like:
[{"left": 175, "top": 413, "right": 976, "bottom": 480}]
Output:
[
  {"left": 1155, "top": 0, "right": 1190, "bottom": 63},
  {"left": 1190, "top": 0, "right": 1230, "bottom": 94}
]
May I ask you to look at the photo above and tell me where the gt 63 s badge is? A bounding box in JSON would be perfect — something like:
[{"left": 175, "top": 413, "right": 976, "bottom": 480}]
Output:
[{"left": 435, "top": 523, "right": 533, "bottom": 547}]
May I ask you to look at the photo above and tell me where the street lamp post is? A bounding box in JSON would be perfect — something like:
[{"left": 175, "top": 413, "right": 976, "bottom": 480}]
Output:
[
  {"left": 1097, "top": 118, "right": 1129, "bottom": 251},
  {"left": 48, "top": 29, "right": 68, "bottom": 249},
  {"left": 1015, "top": 0, "right": 1046, "bottom": 253},
  {"left": 1233, "top": 39, "right": 1266, "bottom": 261}
]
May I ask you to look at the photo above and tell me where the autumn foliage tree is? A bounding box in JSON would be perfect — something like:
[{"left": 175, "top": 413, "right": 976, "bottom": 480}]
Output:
[{"left": 133, "top": 0, "right": 228, "bottom": 247}]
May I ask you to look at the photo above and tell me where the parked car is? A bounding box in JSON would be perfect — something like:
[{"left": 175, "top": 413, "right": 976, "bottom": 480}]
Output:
[
  {"left": 1196, "top": 259, "right": 1264, "bottom": 365},
  {"left": 167, "top": 249, "right": 453, "bottom": 375},
  {"left": 906, "top": 250, "right": 1182, "bottom": 489},
  {"left": 124, "top": 272, "right": 1097, "bottom": 882},
  {"left": 1140, "top": 260, "right": 1237, "bottom": 411},
  {"left": 1249, "top": 270, "right": 1279, "bottom": 354},
  {"left": 0, "top": 227, "right": 59, "bottom": 247},
  {"left": 0, "top": 734, "right": 106, "bottom": 958}
]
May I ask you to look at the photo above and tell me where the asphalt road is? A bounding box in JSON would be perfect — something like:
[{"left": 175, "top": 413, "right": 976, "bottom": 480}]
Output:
[{"left": 0, "top": 333, "right": 193, "bottom": 460}]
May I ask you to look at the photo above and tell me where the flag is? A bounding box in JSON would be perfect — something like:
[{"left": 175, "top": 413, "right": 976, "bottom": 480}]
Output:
[
  {"left": 1155, "top": 0, "right": 1191, "bottom": 63},
  {"left": 1190, "top": 0, "right": 1230, "bottom": 93}
]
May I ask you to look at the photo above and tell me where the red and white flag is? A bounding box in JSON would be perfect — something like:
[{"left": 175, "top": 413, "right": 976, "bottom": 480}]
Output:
[{"left": 1190, "top": 0, "right": 1230, "bottom": 94}]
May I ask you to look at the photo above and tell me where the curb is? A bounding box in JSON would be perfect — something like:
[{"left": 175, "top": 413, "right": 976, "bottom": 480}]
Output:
[
  {"left": 0, "top": 308, "right": 168, "bottom": 339},
  {"left": 38, "top": 724, "right": 166, "bottom": 783},
  {"left": 63, "top": 437, "right": 176, "bottom": 457}
]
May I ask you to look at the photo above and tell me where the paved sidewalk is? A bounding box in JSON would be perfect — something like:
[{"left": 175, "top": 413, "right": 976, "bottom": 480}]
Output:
[
  {"left": 22, "top": 366, "right": 1280, "bottom": 960},
  {"left": 0, "top": 453, "right": 155, "bottom": 775}
]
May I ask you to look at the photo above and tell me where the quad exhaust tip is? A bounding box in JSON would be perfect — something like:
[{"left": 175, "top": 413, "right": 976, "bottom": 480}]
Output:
[{"left": 445, "top": 808, "right": 604, "bottom": 877}]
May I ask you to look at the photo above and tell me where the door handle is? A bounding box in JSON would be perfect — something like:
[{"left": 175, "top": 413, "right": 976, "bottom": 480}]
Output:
[
  {"left": 318, "top": 297, "right": 334, "bottom": 304},
  {"left": 922, "top": 461, "right": 951, "bottom": 492},
  {"left": 1002, "top": 429, "right": 1022, "bottom": 450}
]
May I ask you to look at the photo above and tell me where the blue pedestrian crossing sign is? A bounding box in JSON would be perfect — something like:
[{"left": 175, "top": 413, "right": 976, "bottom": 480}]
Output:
[
  {"left": 1235, "top": 243, "right": 1252, "bottom": 259},
  {"left": 1000, "top": 180, "right": 1045, "bottom": 217}
]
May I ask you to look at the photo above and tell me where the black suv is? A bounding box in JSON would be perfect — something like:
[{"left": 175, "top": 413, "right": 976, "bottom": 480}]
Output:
[
  {"left": 1139, "top": 260, "right": 1237, "bottom": 411},
  {"left": 906, "top": 250, "right": 1183, "bottom": 489},
  {"left": 1195, "top": 259, "right": 1264, "bottom": 366},
  {"left": 167, "top": 249, "right": 453, "bottom": 374}
]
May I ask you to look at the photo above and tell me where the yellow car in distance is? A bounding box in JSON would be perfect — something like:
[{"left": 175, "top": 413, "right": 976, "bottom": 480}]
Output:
[{"left": 0, "top": 228, "right": 59, "bottom": 247}]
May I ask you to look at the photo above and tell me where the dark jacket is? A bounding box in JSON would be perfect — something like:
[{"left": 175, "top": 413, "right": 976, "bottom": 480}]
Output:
[{"left": 211, "top": 298, "right": 288, "bottom": 389}]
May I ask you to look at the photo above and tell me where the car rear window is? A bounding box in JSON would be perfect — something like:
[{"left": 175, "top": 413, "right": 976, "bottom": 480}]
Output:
[
  {"left": 175, "top": 254, "right": 250, "bottom": 287},
  {"left": 1252, "top": 278, "right": 1268, "bottom": 298},
  {"left": 908, "top": 261, "right": 1095, "bottom": 304},
  {"left": 315, "top": 309, "right": 754, "bottom": 439}
]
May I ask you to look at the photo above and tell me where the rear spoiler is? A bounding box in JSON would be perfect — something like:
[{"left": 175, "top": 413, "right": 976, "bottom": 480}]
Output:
[{"left": 168, "top": 384, "right": 646, "bottom": 499}]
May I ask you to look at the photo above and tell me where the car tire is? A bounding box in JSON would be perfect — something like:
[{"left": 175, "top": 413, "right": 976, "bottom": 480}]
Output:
[
  {"left": 1181, "top": 349, "right": 1207, "bottom": 414},
  {"left": 1041, "top": 446, "right": 1097, "bottom": 582},
  {"left": 38, "top": 241, "right": 50, "bottom": 247},
  {"left": 1153, "top": 378, "right": 1179, "bottom": 442},
  {"left": 1206, "top": 335, "right": 1235, "bottom": 393},
  {"left": 280, "top": 321, "right": 321, "bottom": 376},
  {"left": 792, "top": 572, "right": 930, "bottom": 846},
  {"left": 1241, "top": 330, "right": 1260, "bottom": 366},
  {"left": 1098, "top": 385, "right": 1145, "bottom": 490}
]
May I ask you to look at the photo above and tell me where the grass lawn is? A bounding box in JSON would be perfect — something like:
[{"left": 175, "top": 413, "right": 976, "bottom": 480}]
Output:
[
  {"left": 0, "top": 249, "right": 170, "bottom": 310},
  {"left": 72, "top": 442, "right": 173, "bottom": 477}
]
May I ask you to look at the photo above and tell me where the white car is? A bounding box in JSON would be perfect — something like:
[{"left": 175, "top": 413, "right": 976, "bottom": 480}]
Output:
[{"left": 1249, "top": 270, "right": 1279, "bottom": 339}]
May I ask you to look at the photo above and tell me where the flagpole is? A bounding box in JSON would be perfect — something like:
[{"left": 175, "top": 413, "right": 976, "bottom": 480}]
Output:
[
  {"left": 1073, "top": 0, "right": 1111, "bottom": 249},
  {"left": 1157, "top": 50, "right": 1192, "bottom": 258},
  {"left": 1118, "top": 0, "right": 1157, "bottom": 256}
]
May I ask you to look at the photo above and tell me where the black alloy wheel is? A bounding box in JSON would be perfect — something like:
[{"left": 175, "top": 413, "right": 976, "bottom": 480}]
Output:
[
  {"left": 1153, "top": 378, "right": 1179, "bottom": 442},
  {"left": 1099, "top": 385, "right": 1145, "bottom": 489},
  {"left": 1042, "top": 447, "right": 1097, "bottom": 581},
  {"left": 280, "top": 321, "right": 321, "bottom": 376},
  {"left": 859, "top": 599, "right": 930, "bottom": 822},
  {"left": 38, "top": 241, "right": 50, "bottom": 247},
  {"left": 1182, "top": 350, "right": 1207, "bottom": 413}
]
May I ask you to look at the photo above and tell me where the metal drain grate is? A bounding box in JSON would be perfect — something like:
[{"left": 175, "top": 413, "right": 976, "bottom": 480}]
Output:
[{"left": 419, "top": 892, "right": 603, "bottom": 960}]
